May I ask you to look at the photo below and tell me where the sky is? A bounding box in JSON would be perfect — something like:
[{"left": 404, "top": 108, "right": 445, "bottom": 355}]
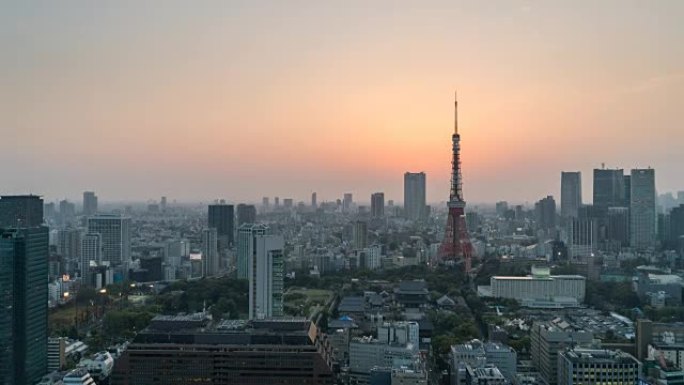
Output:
[{"left": 1, "top": 1, "right": 683, "bottom": 205}]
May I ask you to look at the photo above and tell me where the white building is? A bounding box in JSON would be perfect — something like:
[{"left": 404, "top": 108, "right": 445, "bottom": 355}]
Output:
[
  {"left": 62, "top": 368, "right": 96, "bottom": 385},
  {"left": 86, "top": 214, "right": 131, "bottom": 265},
  {"left": 487, "top": 266, "right": 585, "bottom": 308},
  {"left": 237, "top": 224, "right": 268, "bottom": 280},
  {"left": 248, "top": 234, "right": 284, "bottom": 320}
]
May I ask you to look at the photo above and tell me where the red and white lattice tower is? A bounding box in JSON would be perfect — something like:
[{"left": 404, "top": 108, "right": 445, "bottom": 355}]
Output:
[{"left": 438, "top": 92, "right": 473, "bottom": 273}]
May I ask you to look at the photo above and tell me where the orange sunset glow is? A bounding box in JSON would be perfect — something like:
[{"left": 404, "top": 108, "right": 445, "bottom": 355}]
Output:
[{"left": 1, "top": 1, "right": 682, "bottom": 204}]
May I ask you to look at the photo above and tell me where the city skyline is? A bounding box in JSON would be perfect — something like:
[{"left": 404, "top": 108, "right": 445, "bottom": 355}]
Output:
[{"left": 2, "top": 1, "right": 683, "bottom": 203}]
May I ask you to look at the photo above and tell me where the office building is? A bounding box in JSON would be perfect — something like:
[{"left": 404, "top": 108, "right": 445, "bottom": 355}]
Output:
[
  {"left": 560, "top": 172, "right": 582, "bottom": 218},
  {"left": 568, "top": 209, "right": 597, "bottom": 258},
  {"left": 377, "top": 321, "right": 420, "bottom": 350},
  {"left": 59, "top": 199, "right": 76, "bottom": 224},
  {"left": 530, "top": 318, "right": 595, "bottom": 385},
  {"left": 160, "top": 196, "right": 167, "bottom": 212},
  {"left": 607, "top": 206, "right": 630, "bottom": 249},
  {"left": 0, "top": 195, "right": 44, "bottom": 227},
  {"left": 343, "top": 193, "right": 353, "bottom": 212},
  {"left": 87, "top": 214, "right": 131, "bottom": 265},
  {"left": 631, "top": 168, "right": 656, "bottom": 250},
  {"left": 535, "top": 196, "right": 557, "bottom": 231},
  {"left": 82, "top": 191, "right": 98, "bottom": 216},
  {"left": 236, "top": 224, "right": 268, "bottom": 280},
  {"left": 349, "top": 336, "right": 418, "bottom": 381},
  {"left": 0, "top": 195, "right": 48, "bottom": 385},
  {"left": 371, "top": 192, "right": 385, "bottom": 218},
  {"left": 112, "top": 318, "right": 334, "bottom": 385},
  {"left": 283, "top": 198, "right": 293, "bottom": 209},
  {"left": 201, "top": 228, "right": 219, "bottom": 277},
  {"left": 249, "top": 234, "right": 284, "bottom": 319},
  {"left": 208, "top": 203, "right": 235, "bottom": 247},
  {"left": 558, "top": 348, "right": 640, "bottom": 385},
  {"left": 57, "top": 228, "right": 81, "bottom": 272},
  {"left": 486, "top": 266, "right": 586, "bottom": 308},
  {"left": 593, "top": 168, "right": 626, "bottom": 211},
  {"left": 353, "top": 221, "right": 368, "bottom": 250},
  {"left": 236, "top": 204, "right": 257, "bottom": 226},
  {"left": 404, "top": 172, "right": 427, "bottom": 221},
  {"left": 80, "top": 233, "right": 101, "bottom": 281},
  {"left": 312, "top": 192, "right": 317, "bottom": 208}
]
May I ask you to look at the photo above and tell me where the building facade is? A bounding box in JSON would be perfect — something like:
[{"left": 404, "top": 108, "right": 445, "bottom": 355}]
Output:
[
  {"left": 557, "top": 348, "right": 640, "bottom": 385},
  {"left": 236, "top": 224, "right": 268, "bottom": 280},
  {"left": 0, "top": 198, "right": 49, "bottom": 385},
  {"left": 87, "top": 214, "right": 131, "bottom": 265},
  {"left": 249, "top": 234, "right": 284, "bottom": 320},
  {"left": 630, "top": 168, "right": 656, "bottom": 250},
  {"left": 201, "top": 228, "right": 219, "bottom": 277},
  {"left": 404, "top": 172, "right": 426, "bottom": 221},
  {"left": 208, "top": 203, "right": 235, "bottom": 247},
  {"left": 561, "top": 172, "right": 582, "bottom": 219}
]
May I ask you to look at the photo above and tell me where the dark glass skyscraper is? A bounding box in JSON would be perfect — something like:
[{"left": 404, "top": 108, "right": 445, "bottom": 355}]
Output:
[
  {"left": 208, "top": 204, "right": 235, "bottom": 246},
  {"left": 593, "top": 168, "right": 625, "bottom": 211},
  {"left": 371, "top": 192, "right": 385, "bottom": 218},
  {"left": 236, "top": 204, "right": 257, "bottom": 226},
  {"left": 0, "top": 196, "right": 48, "bottom": 385},
  {"left": 0, "top": 195, "right": 44, "bottom": 228}
]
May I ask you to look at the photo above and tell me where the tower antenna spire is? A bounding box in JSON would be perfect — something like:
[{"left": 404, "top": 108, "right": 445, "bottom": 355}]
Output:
[{"left": 454, "top": 90, "right": 458, "bottom": 134}]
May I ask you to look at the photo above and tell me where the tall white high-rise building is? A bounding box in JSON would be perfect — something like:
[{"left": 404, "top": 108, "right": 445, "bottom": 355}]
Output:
[
  {"left": 87, "top": 214, "right": 131, "bottom": 265},
  {"left": 630, "top": 168, "right": 656, "bottom": 250},
  {"left": 201, "top": 228, "right": 219, "bottom": 277},
  {"left": 404, "top": 172, "right": 426, "bottom": 221},
  {"left": 236, "top": 224, "right": 268, "bottom": 280},
  {"left": 249, "top": 234, "right": 284, "bottom": 320},
  {"left": 560, "top": 172, "right": 582, "bottom": 218}
]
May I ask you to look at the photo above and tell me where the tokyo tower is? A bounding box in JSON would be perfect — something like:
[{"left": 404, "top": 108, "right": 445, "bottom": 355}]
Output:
[{"left": 438, "top": 93, "right": 473, "bottom": 273}]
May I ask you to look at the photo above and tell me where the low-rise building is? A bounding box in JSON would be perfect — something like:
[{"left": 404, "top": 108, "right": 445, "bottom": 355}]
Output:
[{"left": 557, "top": 348, "right": 641, "bottom": 385}]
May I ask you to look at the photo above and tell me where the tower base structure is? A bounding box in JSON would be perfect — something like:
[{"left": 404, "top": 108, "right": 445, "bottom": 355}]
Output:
[{"left": 438, "top": 202, "right": 473, "bottom": 273}]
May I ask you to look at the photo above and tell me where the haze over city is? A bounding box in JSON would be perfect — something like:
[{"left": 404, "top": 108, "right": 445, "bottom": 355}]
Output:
[{"left": 2, "top": 0, "right": 683, "bottom": 203}]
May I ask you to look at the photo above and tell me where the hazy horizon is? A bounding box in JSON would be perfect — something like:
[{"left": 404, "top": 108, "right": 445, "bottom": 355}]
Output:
[{"left": 2, "top": 1, "right": 683, "bottom": 204}]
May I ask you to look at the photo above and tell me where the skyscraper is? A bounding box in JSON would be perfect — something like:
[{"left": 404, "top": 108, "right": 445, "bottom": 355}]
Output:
[
  {"left": 208, "top": 204, "right": 235, "bottom": 247},
  {"left": 371, "top": 192, "right": 385, "bottom": 218},
  {"left": 630, "top": 168, "right": 656, "bottom": 250},
  {"left": 59, "top": 199, "right": 76, "bottom": 225},
  {"left": 560, "top": 172, "right": 582, "bottom": 218},
  {"left": 593, "top": 168, "right": 625, "bottom": 211},
  {"left": 535, "top": 196, "right": 557, "bottom": 231},
  {"left": 236, "top": 204, "right": 257, "bottom": 226},
  {"left": 82, "top": 191, "right": 98, "bottom": 216},
  {"left": 0, "top": 195, "right": 48, "bottom": 385},
  {"left": 0, "top": 195, "right": 44, "bottom": 227},
  {"left": 404, "top": 172, "right": 426, "bottom": 221},
  {"left": 353, "top": 221, "right": 368, "bottom": 250},
  {"left": 160, "top": 196, "right": 167, "bottom": 212},
  {"left": 311, "top": 192, "right": 317, "bottom": 208},
  {"left": 57, "top": 228, "right": 81, "bottom": 272},
  {"left": 87, "top": 214, "right": 131, "bottom": 265},
  {"left": 201, "top": 228, "right": 219, "bottom": 277},
  {"left": 80, "top": 233, "right": 102, "bottom": 282},
  {"left": 236, "top": 224, "right": 268, "bottom": 280},
  {"left": 343, "top": 193, "right": 353, "bottom": 212},
  {"left": 249, "top": 234, "right": 284, "bottom": 320}
]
